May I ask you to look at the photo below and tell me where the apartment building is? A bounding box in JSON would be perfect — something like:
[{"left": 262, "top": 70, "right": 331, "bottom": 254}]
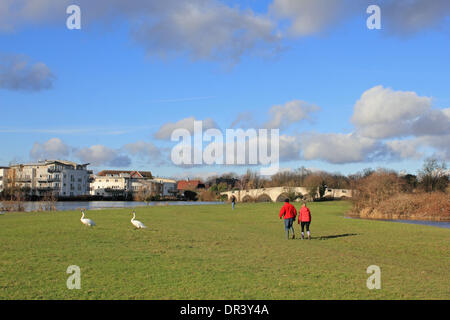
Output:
[
  {"left": 0, "top": 167, "right": 9, "bottom": 193},
  {"left": 152, "top": 177, "right": 177, "bottom": 197},
  {"left": 90, "top": 171, "right": 132, "bottom": 197},
  {"left": 91, "top": 170, "right": 162, "bottom": 198},
  {"left": 7, "top": 160, "right": 92, "bottom": 197}
]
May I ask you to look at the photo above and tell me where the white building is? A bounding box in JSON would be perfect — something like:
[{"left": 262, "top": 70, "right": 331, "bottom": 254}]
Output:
[
  {"left": 90, "top": 170, "right": 162, "bottom": 199},
  {"left": 153, "top": 177, "right": 177, "bottom": 197},
  {"left": 0, "top": 167, "right": 9, "bottom": 193},
  {"left": 8, "top": 160, "right": 91, "bottom": 198},
  {"left": 90, "top": 171, "right": 132, "bottom": 197}
]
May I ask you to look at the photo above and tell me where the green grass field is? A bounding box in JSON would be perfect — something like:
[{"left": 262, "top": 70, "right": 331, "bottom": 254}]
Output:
[{"left": 0, "top": 201, "right": 449, "bottom": 299}]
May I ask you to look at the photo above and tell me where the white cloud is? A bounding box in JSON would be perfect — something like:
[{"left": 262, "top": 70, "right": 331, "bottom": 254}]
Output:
[
  {"left": 30, "top": 138, "right": 70, "bottom": 160},
  {"left": 154, "top": 117, "right": 218, "bottom": 140},
  {"left": 0, "top": 0, "right": 280, "bottom": 63},
  {"left": 279, "top": 134, "right": 302, "bottom": 161},
  {"left": 301, "top": 133, "right": 379, "bottom": 164},
  {"left": 123, "top": 141, "right": 161, "bottom": 157},
  {"left": 415, "top": 134, "right": 450, "bottom": 161},
  {"left": 352, "top": 85, "right": 432, "bottom": 139},
  {"left": 230, "top": 112, "right": 254, "bottom": 128},
  {"left": 122, "top": 141, "right": 168, "bottom": 165},
  {"left": 411, "top": 108, "right": 450, "bottom": 136},
  {"left": 132, "top": 0, "right": 281, "bottom": 63},
  {"left": 75, "top": 145, "right": 131, "bottom": 167},
  {"left": 270, "top": 0, "right": 351, "bottom": 36},
  {"left": 385, "top": 139, "right": 423, "bottom": 160},
  {"left": 0, "top": 53, "right": 55, "bottom": 91},
  {"left": 265, "top": 100, "right": 320, "bottom": 129},
  {"left": 383, "top": 0, "right": 450, "bottom": 35},
  {"left": 296, "top": 86, "right": 449, "bottom": 164},
  {"left": 270, "top": 0, "right": 450, "bottom": 37}
]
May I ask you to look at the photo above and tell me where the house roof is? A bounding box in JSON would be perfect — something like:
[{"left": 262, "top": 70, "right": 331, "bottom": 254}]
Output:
[
  {"left": 97, "top": 170, "right": 153, "bottom": 178},
  {"left": 9, "top": 160, "right": 89, "bottom": 168},
  {"left": 177, "top": 180, "right": 204, "bottom": 190}
]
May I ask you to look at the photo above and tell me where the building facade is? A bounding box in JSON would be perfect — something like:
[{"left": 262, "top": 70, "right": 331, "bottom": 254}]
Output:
[
  {"left": 0, "top": 167, "right": 9, "bottom": 193},
  {"left": 7, "top": 160, "right": 92, "bottom": 197},
  {"left": 153, "top": 177, "right": 178, "bottom": 197},
  {"left": 90, "top": 170, "right": 163, "bottom": 199},
  {"left": 90, "top": 171, "right": 132, "bottom": 197}
]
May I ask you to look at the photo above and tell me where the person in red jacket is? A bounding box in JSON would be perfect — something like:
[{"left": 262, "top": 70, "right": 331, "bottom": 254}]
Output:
[
  {"left": 298, "top": 202, "right": 312, "bottom": 240},
  {"left": 279, "top": 199, "right": 297, "bottom": 239}
]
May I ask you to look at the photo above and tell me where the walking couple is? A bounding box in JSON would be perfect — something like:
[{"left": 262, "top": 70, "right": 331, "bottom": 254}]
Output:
[{"left": 279, "top": 199, "right": 312, "bottom": 240}]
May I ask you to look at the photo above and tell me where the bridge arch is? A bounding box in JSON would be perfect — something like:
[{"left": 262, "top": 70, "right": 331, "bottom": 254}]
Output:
[
  {"left": 241, "top": 195, "right": 254, "bottom": 203},
  {"left": 256, "top": 194, "right": 272, "bottom": 202},
  {"left": 275, "top": 193, "right": 290, "bottom": 202}
]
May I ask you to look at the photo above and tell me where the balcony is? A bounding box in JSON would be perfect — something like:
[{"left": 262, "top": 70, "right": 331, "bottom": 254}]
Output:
[
  {"left": 37, "top": 187, "right": 58, "bottom": 192},
  {"left": 38, "top": 177, "right": 61, "bottom": 183},
  {"left": 48, "top": 167, "right": 62, "bottom": 173},
  {"left": 15, "top": 177, "right": 32, "bottom": 182}
]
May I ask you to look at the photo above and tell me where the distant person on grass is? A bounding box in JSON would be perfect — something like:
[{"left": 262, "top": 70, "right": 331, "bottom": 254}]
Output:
[
  {"left": 279, "top": 199, "right": 297, "bottom": 239},
  {"left": 298, "top": 202, "right": 312, "bottom": 240},
  {"left": 231, "top": 195, "right": 236, "bottom": 210}
]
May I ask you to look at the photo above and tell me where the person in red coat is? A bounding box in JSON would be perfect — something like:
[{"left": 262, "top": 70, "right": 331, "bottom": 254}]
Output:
[
  {"left": 298, "top": 202, "right": 312, "bottom": 240},
  {"left": 279, "top": 199, "right": 297, "bottom": 239}
]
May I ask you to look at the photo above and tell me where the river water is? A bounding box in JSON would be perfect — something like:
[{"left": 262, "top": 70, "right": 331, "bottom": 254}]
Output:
[
  {"left": 345, "top": 216, "right": 450, "bottom": 229},
  {"left": 1, "top": 201, "right": 225, "bottom": 212}
]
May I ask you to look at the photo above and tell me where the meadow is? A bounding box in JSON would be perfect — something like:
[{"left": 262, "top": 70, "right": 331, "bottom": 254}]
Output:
[{"left": 0, "top": 201, "right": 448, "bottom": 299}]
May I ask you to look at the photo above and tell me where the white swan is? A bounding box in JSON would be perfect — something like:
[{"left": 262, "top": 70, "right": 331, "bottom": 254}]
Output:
[
  {"left": 131, "top": 211, "right": 146, "bottom": 229},
  {"left": 80, "top": 210, "right": 96, "bottom": 227}
]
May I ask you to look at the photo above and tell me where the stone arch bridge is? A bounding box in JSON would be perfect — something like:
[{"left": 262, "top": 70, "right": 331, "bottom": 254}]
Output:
[{"left": 221, "top": 186, "right": 352, "bottom": 202}]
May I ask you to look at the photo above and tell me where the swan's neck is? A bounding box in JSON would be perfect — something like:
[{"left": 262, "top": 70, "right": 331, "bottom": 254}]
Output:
[
  {"left": 81, "top": 212, "right": 85, "bottom": 219},
  {"left": 132, "top": 212, "right": 135, "bottom": 221}
]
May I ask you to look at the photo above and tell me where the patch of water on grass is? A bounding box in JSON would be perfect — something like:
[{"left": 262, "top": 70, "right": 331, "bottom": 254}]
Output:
[{"left": 345, "top": 216, "right": 450, "bottom": 229}]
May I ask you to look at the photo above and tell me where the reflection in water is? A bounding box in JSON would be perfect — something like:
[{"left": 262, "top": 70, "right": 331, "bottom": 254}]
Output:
[{"left": 1, "top": 201, "right": 225, "bottom": 212}]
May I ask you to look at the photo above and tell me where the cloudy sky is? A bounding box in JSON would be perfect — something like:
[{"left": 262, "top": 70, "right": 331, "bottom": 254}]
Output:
[{"left": 0, "top": 0, "right": 449, "bottom": 178}]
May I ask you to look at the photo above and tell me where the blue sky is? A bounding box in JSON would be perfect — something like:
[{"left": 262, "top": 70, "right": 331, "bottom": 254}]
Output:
[{"left": 0, "top": 0, "right": 449, "bottom": 179}]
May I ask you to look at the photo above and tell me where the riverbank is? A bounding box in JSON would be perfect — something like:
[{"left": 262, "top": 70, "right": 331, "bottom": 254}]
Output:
[
  {"left": 346, "top": 209, "right": 450, "bottom": 222},
  {"left": 348, "top": 192, "right": 450, "bottom": 222},
  {"left": 0, "top": 200, "right": 225, "bottom": 212}
]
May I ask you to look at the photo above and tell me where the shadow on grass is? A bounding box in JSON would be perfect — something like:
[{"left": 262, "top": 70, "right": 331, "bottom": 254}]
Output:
[{"left": 313, "top": 233, "right": 359, "bottom": 240}]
